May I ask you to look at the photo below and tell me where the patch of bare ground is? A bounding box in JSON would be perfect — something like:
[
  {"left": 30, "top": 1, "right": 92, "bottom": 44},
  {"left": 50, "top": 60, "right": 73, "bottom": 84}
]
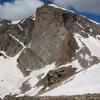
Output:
[{"left": 3, "top": 94, "right": 100, "bottom": 100}]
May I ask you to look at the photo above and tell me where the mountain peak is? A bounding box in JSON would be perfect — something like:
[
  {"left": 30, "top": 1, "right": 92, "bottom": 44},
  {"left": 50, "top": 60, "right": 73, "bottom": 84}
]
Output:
[
  {"left": 0, "top": 3, "right": 100, "bottom": 99},
  {"left": 42, "top": 3, "right": 99, "bottom": 25}
]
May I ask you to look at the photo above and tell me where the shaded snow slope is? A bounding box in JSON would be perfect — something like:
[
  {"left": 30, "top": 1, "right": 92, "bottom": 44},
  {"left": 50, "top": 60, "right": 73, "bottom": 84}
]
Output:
[
  {"left": 0, "top": 52, "right": 25, "bottom": 98},
  {"left": 42, "top": 63, "right": 100, "bottom": 96}
]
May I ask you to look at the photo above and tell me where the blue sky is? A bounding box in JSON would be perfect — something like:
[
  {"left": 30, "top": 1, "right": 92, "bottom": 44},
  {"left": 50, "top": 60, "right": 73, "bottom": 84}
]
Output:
[
  {"left": 0, "top": 0, "right": 14, "bottom": 4},
  {"left": 42, "top": 0, "right": 100, "bottom": 22},
  {"left": 0, "top": 0, "right": 100, "bottom": 22},
  {"left": 68, "top": 7, "right": 100, "bottom": 23}
]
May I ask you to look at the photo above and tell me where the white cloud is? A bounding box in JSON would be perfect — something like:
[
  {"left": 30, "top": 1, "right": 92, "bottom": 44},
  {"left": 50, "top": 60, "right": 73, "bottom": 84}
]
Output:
[
  {"left": 0, "top": 0, "right": 43, "bottom": 20},
  {"left": 0, "top": 0, "right": 99, "bottom": 20},
  {"left": 53, "top": 0, "right": 100, "bottom": 14}
]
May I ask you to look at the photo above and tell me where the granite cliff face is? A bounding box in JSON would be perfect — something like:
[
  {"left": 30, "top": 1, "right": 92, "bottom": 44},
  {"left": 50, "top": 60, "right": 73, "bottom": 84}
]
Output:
[
  {"left": 0, "top": 3, "right": 100, "bottom": 100},
  {"left": 18, "top": 3, "right": 100, "bottom": 76}
]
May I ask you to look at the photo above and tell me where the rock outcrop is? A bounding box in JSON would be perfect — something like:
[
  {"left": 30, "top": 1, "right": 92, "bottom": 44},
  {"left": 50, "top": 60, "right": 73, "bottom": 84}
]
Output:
[
  {"left": 17, "top": 48, "right": 46, "bottom": 76},
  {"left": 37, "top": 66, "right": 77, "bottom": 87}
]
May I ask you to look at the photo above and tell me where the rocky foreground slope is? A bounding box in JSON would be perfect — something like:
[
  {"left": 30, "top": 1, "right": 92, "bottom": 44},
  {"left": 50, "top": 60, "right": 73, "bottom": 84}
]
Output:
[
  {"left": 3, "top": 94, "right": 100, "bottom": 100},
  {"left": 0, "top": 3, "right": 100, "bottom": 100}
]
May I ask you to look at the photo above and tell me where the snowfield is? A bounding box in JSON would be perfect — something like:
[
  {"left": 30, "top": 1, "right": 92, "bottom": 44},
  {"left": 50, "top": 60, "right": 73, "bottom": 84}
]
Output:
[
  {"left": 0, "top": 52, "right": 25, "bottom": 98},
  {"left": 0, "top": 51, "right": 56, "bottom": 98},
  {"left": 41, "top": 63, "right": 100, "bottom": 96}
]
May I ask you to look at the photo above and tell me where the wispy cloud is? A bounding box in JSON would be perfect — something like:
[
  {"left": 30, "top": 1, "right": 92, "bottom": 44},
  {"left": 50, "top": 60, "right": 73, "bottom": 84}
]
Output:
[
  {"left": 0, "top": 0, "right": 43, "bottom": 20},
  {"left": 53, "top": 0, "right": 100, "bottom": 14}
]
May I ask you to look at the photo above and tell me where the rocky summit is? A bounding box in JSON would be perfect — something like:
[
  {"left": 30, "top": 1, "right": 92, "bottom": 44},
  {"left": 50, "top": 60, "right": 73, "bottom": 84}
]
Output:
[{"left": 0, "top": 3, "right": 100, "bottom": 100}]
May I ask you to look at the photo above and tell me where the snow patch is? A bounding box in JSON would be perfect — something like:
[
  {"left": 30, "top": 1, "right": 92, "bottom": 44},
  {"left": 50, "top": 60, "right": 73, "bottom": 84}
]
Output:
[
  {"left": 48, "top": 4, "right": 75, "bottom": 13},
  {"left": 81, "top": 30, "right": 85, "bottom": 33},
  {"left": 80, "top": 53, "right": 84, "bottom": 59},
  {"left": 0, "top": 24, "right": 3, "bottom": 27},
  {"left": 76, "top": 22, "right": 84, "bottom": 30},
  {"left": 0, "top": 51, "right": 10, "bottom": 58},
  {"left": 21, "top": 19, "right": 26, "bottom": 24},
  {"left": 88, "top": 19, "right": 99, "bottom": 25},
  {"left": 84, "top": 54, "right": 91, "bottom": 61},
  {"left": 31, "top": 15, "right": 35, "bottom": 20},
  {"left": 96, "top": 35, "right": 100, "bottom": 39},
  {"left": 74, "top": 33, "right": 100, "bottom": 59},
  {"left": 11, "top": 20, "right": 21, "bottom": 24},
  {"left": 9, "top": 34, "right": 26, "bottom": 48},
  {"left": 59, "top": 59, "right": 83, "bottom": 72},
  {"left": 74, "top": 33, "right": 84, "bottom": 51},
  {"left": 18, "top": 24, "right": 23, "bottom": 31},
  {"left": 90, "top": 29, "right": 93, "bottom": 32},
  {"left": 70, "top": 60, "right": 82, "bottom": 72}
]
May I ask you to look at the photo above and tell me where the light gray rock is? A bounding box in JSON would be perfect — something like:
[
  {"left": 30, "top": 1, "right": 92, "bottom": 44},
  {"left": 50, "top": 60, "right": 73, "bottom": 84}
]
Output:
[
  {"left": 17, "top": 48, "right": 46, "bottom": 76},
  {"left": 0, "top": 34, "right": 23, "bottom": 57},
  {"left": 30, "top": 3, "right": 78, "bottom": 66}
]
